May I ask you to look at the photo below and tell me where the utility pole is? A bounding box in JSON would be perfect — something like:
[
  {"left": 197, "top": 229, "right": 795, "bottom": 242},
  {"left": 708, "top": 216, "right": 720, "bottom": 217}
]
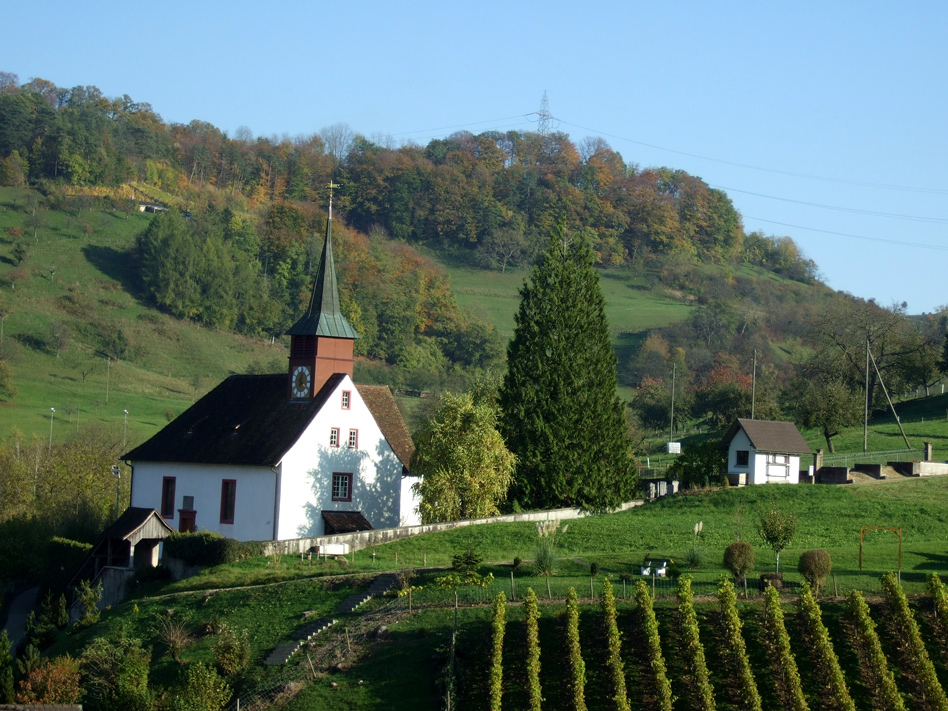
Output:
[
  {"left": 669, "top": 363, "right": 676, "bottom": 442},
  {"left": 751, "top": 349, "right": 757, "bottom": 419},
  {"left": 864, "top": 336, "right": 870, "bottom": 453},
  {"left": 48, "top": 407, "right": 55, "bottom": 453},
  {"left": 112, "top": 464, "right": 121, "bottom": 521},
  {"left": 123, "top": 409, "right": 129, "bottom": 454},
  {"left": 106, "top": 357, "right": 111, "bottom": 405}
]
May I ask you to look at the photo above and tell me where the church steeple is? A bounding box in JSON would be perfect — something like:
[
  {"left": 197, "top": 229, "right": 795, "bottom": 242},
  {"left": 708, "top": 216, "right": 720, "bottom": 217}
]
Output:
[{"left": 286, "top": 183, "right": 359, "bottom": 399}]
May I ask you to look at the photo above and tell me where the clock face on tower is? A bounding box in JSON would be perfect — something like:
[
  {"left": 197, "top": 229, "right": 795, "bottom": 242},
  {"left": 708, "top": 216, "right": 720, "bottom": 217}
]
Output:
[{"left": 292, "top": 365, "right": 312, "bottom": 398}]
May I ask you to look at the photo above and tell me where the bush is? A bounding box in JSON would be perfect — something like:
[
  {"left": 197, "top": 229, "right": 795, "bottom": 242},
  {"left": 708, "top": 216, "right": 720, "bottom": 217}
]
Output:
[
  {"left": 79, "top": 634, "right": 152, "bottom": 711},
  {"left": 684, "top": 547, "right": 703, "bottom": 570},
  {"left": 533, "top": 538, "right": 556, "bottom": 577},
  {"left": 213, "top": 625, "right": 250, "bottom": 678},
  {"left": 759, "top": 573, "right": 783, "bottom": 590},
  {"left": 169, "top": 662, "right": 231, "bottom": 711},
  {"left": 589, "top": 561, "right": 600, "bottom": 577},
  {"left": 798, "top": 549, "right": 832, "bottom": 591},
  {"left": 723, "top": 541, "right": 755, "bottom": 583},
  {"left": 512, "top": 556, "right": 523, "bottom": 570},
  {"left": 15, "top": 654, "right": 82, "bottom": 705},
  {"left": 451, "top": 548, "right": 484, "bottom": 573},
  {"left": 74, "top": 580, "right": 102, "bottom": 629},
  {"left": 163, "top": 531, "right": 265, "bottom": 567}
]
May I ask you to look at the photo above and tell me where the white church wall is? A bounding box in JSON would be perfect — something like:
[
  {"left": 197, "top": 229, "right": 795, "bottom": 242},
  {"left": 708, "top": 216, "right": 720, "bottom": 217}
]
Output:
[
  {"left": 130, "top": 461, "right": 277, "bottom": 541},
  {"left": 276, "top": 376, "right": 405, "bottom": 539}
]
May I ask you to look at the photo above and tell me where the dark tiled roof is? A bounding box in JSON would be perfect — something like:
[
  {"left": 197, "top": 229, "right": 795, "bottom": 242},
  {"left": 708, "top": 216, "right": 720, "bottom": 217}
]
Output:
[
  {"left": 286, "top": 218, "right": 359, "bottom": 339},
  {"left": 321, "top": 510, "right": 374, "bottom": 534},
  {"left": 720, "top": 418, "right": 812, "bottom": 455},
  {"left": 357, "top": 384, "right": 415, "bottom": 469},
  {"left": 124, "top": 373, "right": 346, "bottom": 466}
]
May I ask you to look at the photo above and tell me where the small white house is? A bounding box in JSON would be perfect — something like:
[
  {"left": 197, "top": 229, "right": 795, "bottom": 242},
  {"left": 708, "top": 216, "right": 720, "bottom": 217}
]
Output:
[
  {"left": 720, "top": 418, "right": 811, "bottom": 486},
  {"left": 125, "top": 196, "right": 420, "bottom": 541}
]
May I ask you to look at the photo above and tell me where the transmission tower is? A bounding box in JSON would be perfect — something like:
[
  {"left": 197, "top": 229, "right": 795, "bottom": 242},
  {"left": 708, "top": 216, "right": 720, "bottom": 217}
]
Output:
[{"left": 536, "top": 91, "right": 552, "bottom": 135}]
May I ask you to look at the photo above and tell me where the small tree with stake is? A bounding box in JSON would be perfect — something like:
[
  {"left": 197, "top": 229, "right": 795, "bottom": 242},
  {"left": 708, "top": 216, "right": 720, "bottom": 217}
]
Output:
[{"left": 758, "top": 505, "right": 797, "bottom": 574}]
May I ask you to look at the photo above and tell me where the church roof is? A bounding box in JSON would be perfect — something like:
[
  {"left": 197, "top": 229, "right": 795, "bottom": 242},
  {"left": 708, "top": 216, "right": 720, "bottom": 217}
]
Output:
[
  {"left": 286, "top": 214, "right": 359, "bottom": 339},
  {"left": 123, "top": 374, "right": 413, "bottom": 468}
]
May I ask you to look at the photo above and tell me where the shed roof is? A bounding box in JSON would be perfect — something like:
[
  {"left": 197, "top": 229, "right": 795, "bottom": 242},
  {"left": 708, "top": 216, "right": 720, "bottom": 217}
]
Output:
[
  {"left": 321, "top": 510, "right": 374, "bottom": 534},
  {"left": 720, "top": 418, "right": 812, "bottom": 455}
]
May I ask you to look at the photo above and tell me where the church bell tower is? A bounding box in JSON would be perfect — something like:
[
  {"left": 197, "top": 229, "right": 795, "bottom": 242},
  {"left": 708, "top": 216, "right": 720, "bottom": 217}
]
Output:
[{"left": 286, "top": 183, "right": 359, "bottom": 399}]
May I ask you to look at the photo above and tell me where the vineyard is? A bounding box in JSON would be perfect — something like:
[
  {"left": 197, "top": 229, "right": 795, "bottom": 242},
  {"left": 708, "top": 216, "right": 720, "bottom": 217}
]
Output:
[{"left": 450, "top": 573, "right": 948, "bottom": 711}]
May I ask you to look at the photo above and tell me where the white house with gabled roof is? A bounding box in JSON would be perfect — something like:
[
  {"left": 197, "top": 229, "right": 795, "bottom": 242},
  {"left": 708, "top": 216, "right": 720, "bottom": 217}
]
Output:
[{"left": 720, "top": 418, "right": 812, "bottom": 486}]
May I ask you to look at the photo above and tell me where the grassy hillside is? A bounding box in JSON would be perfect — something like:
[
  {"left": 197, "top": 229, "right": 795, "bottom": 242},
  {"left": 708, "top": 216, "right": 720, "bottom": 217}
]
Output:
[{"left": 40, "top": 478, "right": 948, "bottom": 709}]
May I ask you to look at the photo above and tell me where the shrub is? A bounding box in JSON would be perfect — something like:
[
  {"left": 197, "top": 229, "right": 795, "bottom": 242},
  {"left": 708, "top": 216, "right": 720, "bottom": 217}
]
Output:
[
  {"left": 15, "top": 654, "right": 82, "bottom": 705},
  {"left": 723, "top": 541, "right": 755, "bottom": 583},
  {"left": 79, "top": 633, "right": 152, "bottom": 711},
  {"left": 684, "top": 546, "right": 703, "bottom": 570},
  {"left": 759, "top": 573, "right": 783, "bottom": 590},
  {"left": 798, "top": 549, "right": 832, "bottom": 591},
  {"left": 169, "top": 662, "right": 231, "bottom": 711},
  {"left": 163, "top": 531, "right": 265, "bottom": 567},
  {"left": 213, "top": 624, "right": 251, "bottom": 678},
  {"left": 451, "top": 548, "right": 484, "bottom": 573},
  {"left": 155, "top": 613, "right": 194, "bottom": 663},
  {"left": 533, "top": 538, "right": 556, "bottom": 577},
  {"left": 0, "top": 631, "right": 14, "bottom": 704},
  {"left": 589, "top": 561, "right": 600, "bottom": 577},
  {"left": 512, "top": 556, "right": 523, "bottom": 570},
  {"left": 74, "top": 580, "right": 102, "bottom": 629}
]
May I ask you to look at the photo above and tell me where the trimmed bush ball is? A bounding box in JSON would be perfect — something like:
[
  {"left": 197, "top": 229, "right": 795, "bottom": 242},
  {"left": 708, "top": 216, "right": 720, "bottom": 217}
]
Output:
[
  {"left": 798, "top": 549, "right": 833, "bottom": 591},
  {"left": 723, "top": 540, "right": 755, "bottom": 583}
]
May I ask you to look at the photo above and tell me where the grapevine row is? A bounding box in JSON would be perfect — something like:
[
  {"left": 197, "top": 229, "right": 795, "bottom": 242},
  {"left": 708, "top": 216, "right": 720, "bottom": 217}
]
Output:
[
  {"left": 762, "top": 584, "right": 809, "bottom": 711},
  {"left": 881, "top": 572, "right": 948, "bottom": 711},
  {"left": 677, "top": 575, "right": 716, "bottom": 711},
  {"left": 525, "top": 588, "right": 542, "bottom": 711},
  {"left": 928, "top": 573, "right": 948, "bottom": 638},
  {"left": 797, "top": 583, "right": 854, "bottom": 711},
  {"left": 635, "top": 580, "right": 673, "bottom": 711},
  {"left": 716, "top": 578, "right": 762, "bottom": 711},
  {"left": 846, "top": 589, "right": 906, "bottom": 711},
  {"left": 565, "top": 587, "right": 587, "bottom": 711},
  {"left": 601, "top": 578, "right": 630, "bottom": 711},
  {"left": 490, "top": 591, "right": 505, "bottom": 711}
]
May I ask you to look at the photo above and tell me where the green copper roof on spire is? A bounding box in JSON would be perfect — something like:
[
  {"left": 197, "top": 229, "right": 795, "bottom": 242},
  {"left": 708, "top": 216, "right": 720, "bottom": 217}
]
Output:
[{"left": 286, "top": 186, "right": 360, "bottom": 339}]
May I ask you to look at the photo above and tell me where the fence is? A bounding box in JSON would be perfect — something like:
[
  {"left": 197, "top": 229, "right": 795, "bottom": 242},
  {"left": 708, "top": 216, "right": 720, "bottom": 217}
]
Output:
[{"left": 820, "top": 448, "right": 923, "bottom": 469}]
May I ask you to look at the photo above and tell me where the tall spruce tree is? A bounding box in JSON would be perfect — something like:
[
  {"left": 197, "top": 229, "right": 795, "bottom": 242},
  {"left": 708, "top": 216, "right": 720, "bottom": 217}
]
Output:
[{"left": 499, "top": 224, "right": 636, "bottom": 511}]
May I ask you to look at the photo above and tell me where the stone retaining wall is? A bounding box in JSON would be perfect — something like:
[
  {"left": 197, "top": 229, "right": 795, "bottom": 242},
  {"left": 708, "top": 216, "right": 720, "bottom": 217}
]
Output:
[{"left": 261, "top": 500, "right": 645, "bottom": 556}]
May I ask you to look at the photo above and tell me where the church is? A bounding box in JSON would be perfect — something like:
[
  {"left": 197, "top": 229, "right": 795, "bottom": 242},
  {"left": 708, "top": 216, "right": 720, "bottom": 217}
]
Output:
[{"left": 125, "top": 193, "right": 421, "bottom": 541}]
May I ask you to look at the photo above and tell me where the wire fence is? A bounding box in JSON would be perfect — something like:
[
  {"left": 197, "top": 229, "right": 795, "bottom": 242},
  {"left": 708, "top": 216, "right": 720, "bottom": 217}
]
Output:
[{"left": 821, "top": 448, "right": 923, "bottom": 469}]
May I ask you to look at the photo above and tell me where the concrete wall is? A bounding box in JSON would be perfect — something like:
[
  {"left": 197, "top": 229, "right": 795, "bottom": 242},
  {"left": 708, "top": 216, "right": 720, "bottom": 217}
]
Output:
[
  {"left": 262, "top": 499, "right": 645, "bottom": 556},
  {"left": 816, "top": 467, "right": 851, "bottom": 485}
]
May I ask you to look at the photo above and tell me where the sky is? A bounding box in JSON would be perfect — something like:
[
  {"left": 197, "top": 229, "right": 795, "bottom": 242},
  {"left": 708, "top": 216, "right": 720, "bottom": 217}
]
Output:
[{"left": 3, "top": 1, "right": 947, "bottom": 313}]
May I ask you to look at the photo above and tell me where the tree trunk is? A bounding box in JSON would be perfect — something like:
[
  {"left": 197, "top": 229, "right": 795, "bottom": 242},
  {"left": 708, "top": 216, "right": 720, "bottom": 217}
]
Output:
[{"left": 824, "top": 428, "right": 836, "bottom": 453}]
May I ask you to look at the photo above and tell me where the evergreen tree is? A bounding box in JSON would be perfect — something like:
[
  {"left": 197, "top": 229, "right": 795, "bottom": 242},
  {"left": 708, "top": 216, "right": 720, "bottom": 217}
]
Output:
[{"left": 499, "top": 224, "right": 636, "bottom": 511}]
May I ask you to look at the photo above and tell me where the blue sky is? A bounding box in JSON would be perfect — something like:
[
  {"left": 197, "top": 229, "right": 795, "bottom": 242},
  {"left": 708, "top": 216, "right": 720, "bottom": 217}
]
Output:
[{"left": 4, "top": 1, "right": 946, "bottom": 313}]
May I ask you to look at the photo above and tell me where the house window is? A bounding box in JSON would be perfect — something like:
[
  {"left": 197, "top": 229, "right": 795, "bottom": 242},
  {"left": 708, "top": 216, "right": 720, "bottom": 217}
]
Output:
[
  {"left": 329, "top": 428, "right": 340, "bottom": 447},
  {"left": 736, "top": 450, "right": 749, "bottom": 467},
  {"left": 332, "top": 472, "right": 352, "bottom": 502},
  {"left": 341, "top": 391, "right": 351, "bottom": 409},
  {"left": 348, "top": 429, "right": 358, "bottom": 449},
  {"left": 220, "top": 480, "right": 236, "bottom": 524},
  {"left": 161, "top": 477, "right": 176, "bottom": 519}
]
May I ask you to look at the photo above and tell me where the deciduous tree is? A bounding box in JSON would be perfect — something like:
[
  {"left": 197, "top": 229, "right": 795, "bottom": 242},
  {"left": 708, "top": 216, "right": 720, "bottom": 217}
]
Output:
[{"left": 412, "top": 391, "right": 515, "bottom": 523}]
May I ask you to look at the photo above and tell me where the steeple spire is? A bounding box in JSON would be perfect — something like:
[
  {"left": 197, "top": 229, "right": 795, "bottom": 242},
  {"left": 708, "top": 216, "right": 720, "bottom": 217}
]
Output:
[{"left": 287, "top": 182, "right": 359, "bottom": 339}]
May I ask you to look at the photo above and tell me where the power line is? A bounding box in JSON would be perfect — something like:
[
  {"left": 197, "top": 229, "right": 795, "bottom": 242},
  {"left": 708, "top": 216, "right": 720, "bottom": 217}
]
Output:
[
  {"left": 713, "top": 184, "right": 948, "bottom": 224},
  {"left": 744, "top": 216, "right": 948, "bottom": 251},
  {"left": 554, "top": 118, "right": 948, "bottom": 196}
]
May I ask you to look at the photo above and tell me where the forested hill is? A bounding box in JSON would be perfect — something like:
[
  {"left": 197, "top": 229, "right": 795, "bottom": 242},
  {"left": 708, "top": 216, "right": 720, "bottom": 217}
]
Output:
[{"left": 1, "top": 73, "right": 944, "bottom": 447}]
